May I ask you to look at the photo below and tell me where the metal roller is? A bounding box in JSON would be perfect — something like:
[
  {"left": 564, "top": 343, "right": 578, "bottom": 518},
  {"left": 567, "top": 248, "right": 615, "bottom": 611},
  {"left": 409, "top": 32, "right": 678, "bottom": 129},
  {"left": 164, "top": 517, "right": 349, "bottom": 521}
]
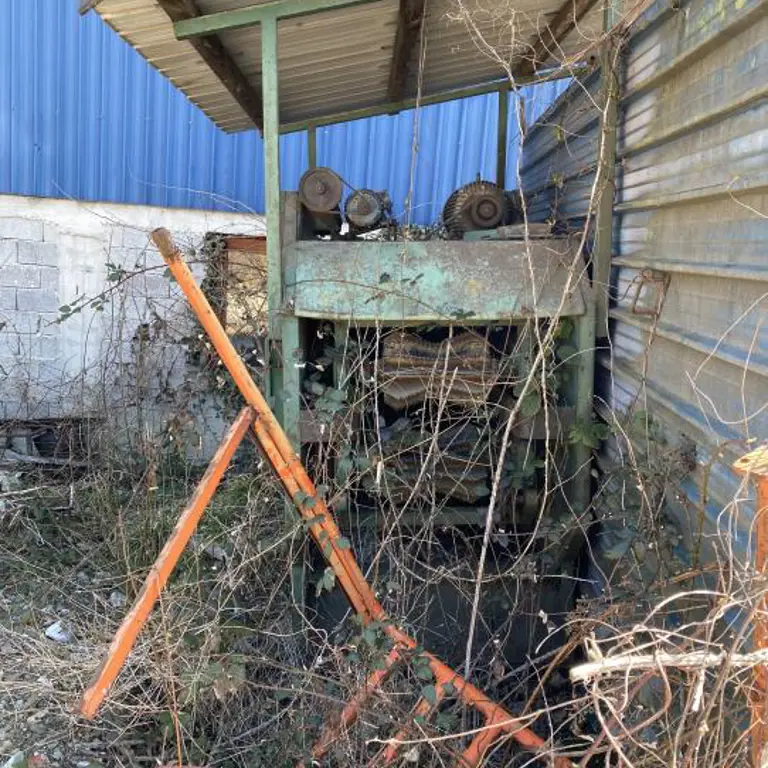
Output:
[{"left": 299, "top": 167, "right": 342, "bottom": 212}]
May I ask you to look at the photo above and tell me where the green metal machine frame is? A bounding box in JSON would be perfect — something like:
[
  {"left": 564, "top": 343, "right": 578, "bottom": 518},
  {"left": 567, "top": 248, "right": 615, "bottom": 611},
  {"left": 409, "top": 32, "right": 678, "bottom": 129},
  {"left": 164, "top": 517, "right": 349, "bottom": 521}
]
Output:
[{"left": 170, "top": 0, "right": 611, "bottom": 606}]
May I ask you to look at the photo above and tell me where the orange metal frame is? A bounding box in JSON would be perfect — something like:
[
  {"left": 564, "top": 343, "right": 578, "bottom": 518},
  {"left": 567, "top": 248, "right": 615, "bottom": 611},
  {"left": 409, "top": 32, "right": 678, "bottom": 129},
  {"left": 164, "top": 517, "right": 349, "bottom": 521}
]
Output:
[
  {"left": 734, "top": 445, "right": 768, "bottom": 768},
  {"left": 78, "top": 228, "right": 572, "bottom": 768}
]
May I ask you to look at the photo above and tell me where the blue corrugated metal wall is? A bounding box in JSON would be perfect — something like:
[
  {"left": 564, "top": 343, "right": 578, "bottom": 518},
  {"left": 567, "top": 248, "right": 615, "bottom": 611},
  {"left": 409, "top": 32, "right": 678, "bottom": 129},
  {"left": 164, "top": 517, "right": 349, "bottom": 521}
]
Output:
[{"left": 0, "top": 0, "right": 568, "bottom": 224}]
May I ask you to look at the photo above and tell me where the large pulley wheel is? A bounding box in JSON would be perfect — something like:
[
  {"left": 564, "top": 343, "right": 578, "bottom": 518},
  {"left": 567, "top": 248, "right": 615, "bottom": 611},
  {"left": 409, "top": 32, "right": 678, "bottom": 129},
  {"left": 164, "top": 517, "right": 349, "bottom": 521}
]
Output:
[{"left": 299, "top": 167, "right": 343, "bottom": 212}]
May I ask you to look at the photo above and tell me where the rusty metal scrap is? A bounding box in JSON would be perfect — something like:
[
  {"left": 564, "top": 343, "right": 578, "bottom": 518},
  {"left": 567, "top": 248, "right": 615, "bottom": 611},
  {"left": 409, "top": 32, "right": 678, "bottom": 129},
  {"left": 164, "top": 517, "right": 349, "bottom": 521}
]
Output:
[
  {"left": 378, "top": 331, "right": 499, "bottom": 409},
  {"left": 78, "top": 228, "right": 573, "bottom": 768}
]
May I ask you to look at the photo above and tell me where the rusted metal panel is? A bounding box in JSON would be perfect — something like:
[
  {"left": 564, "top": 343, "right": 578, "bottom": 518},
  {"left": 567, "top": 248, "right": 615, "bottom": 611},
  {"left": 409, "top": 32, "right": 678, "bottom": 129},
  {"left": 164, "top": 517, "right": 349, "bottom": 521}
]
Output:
[
  {"left": 520, "top": 0, "right": 768, "bottom": 563},
  {"left": 288, "top": 239, "right": 587, "bottom": 322},
  {"left": 91, "top": 0, "right": 588, "bottom": 131}
]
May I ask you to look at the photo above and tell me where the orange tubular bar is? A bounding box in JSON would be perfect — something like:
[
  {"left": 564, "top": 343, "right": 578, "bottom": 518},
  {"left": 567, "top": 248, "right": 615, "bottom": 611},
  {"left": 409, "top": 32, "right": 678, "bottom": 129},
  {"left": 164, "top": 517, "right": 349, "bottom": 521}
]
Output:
[
  {"left": 381, "top": 687, "right": 445, "bottom": 764},
  {"left": 79, "top": 406, "right": 254, "bottom": 719},
  {"left": 734, "top": 445, "right": 768, "bottom": 768},
  {"left": 146, "top": 230, "right": 572, "bottom": 768},
  {"left": 311, "top": 646, "right": 403, "bottom": 761}
]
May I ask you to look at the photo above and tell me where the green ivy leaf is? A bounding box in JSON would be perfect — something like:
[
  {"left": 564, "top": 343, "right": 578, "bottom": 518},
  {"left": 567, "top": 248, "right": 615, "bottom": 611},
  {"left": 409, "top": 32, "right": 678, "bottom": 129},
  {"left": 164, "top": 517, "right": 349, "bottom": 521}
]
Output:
[
  {"left": 315, "top": 567, "right": 336, "bottom": 596},
  {"left": 421, "top": 684, "right": 437, "bottom": 706},
  {"left": 519, "top": 391, "right": 541, "bottom": 419}
]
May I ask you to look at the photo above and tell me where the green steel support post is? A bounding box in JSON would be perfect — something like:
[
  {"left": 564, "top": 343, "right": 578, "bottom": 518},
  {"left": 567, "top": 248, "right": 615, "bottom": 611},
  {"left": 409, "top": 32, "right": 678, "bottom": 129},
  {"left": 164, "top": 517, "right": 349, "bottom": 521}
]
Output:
[
  {"left": 307, "top": 124, "right": 317, "bottom": 169},
  {"left": 262, "top": 13, "right": 282, "bottom": 344},
  {"left": 496, "top": 88, "right": 508, "bottom": 188},
  {"left": 572, "top": 286, "right": 596, "bottom": 516},
  {"left": 571, "top": 0, "right": 620, "bottom": 517},
  {"left": 594, "top": 10, "right": 620, "bottom": 337},
  {"left": 261, "top": 12, "right": 305, "bottom": 615}
]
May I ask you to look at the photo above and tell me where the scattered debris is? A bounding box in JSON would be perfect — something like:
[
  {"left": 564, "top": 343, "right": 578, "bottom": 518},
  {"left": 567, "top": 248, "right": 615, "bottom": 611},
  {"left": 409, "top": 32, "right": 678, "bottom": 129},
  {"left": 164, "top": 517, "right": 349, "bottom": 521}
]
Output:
[{"left": 44, "top": 621, "right": 72, "bottom": 644}]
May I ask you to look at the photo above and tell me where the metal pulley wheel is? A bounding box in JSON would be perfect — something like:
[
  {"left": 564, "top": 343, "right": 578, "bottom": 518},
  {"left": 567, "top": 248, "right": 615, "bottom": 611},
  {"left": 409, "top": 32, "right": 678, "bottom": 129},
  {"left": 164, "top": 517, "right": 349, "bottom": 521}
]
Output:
[
  {"left": 345, "top": 189, "right": 391, "bottom": 232},
  {"left": 299, "top": 167, "right": 343, "bottom": 212}
]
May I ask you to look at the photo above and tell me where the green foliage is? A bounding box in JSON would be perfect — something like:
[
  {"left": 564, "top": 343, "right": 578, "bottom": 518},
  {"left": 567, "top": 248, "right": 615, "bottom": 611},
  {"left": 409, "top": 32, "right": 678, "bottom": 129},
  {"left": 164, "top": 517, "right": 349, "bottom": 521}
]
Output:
[
  {"left": 315, "top": 566, "right": 336, "bottom": 596},
  {"left": 412, "top": 653, "right": 433, "bottom": 682},
  {"left": 569, "top": 418, "right": 612, "bottom": 449},
  {"left": 519, "top": 390, "right": 542, "bottom": 419}
]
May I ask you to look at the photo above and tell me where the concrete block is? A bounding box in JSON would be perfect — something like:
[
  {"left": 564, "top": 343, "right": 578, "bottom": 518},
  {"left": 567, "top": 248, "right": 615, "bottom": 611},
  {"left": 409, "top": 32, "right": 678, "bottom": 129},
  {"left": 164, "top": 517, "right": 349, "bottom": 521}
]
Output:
[
  {"left": 0, "top": 357, "right": 19, "bottom": 378},
  {"left": 17, "top": 240, "right": 58, "bottom": 266},
  {"left": 0, "top": 240, "right": 18, "bottom": 264},
  {"left": 0, "top": 217, "right": 44, "bottom": 242},
  {"left": 0, "top": 287, "right": 15, "bottom": 310},
  {"left": 38, "top": 265, "right": 59, "bottom": 286},
  {"left": 16, "top": 287, "right": 60, "bottom": 312},
  {"left": 143, "top": 272, "right": 172, "bottom": 298},
  {"left": 1, "top": 263, "right": 41, "bottom": 289},
  {"left": 1, "top": 399, "right": 25, "bottom": 421},
  {"left": 12, "top": 311, "right": 58, "bottom": 335},
  {"left": 19, "top": 335, "right": 59, "bottom": 360},
  {"left": 120, "top": 227, "right": 151, "bottom": 250},
  {"left": 0, "top": 331, "right": 19, "bottom": 356}
]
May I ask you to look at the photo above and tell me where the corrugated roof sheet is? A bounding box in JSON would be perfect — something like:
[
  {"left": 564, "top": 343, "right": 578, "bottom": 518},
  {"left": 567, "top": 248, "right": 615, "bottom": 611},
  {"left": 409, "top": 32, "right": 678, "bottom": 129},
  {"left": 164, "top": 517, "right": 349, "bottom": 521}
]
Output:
[
  {"left": 0, "top": 0, "right": 568, "bottom": 222},
  {"left": 93, "top": 0, "right": 598, "bottom": 130}
]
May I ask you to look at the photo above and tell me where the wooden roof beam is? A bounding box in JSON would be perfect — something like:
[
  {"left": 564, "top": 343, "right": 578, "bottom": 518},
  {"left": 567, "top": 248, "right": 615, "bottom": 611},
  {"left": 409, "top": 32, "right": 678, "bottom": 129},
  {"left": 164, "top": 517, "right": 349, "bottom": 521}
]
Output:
[
  {"left": 387, "top": 0, "right": 427, "bottom": 102},
  {"left": 516, "top": 0, "right": 599, "bottom": 78},
  {"left": 156, "top": 0, "right": 264, "bottom": 132}
]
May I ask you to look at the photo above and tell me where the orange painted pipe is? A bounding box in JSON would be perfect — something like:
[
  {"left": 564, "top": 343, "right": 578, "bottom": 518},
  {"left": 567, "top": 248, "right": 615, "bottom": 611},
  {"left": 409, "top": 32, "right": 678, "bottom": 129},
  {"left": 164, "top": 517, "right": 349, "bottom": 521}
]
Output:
[
  {"left": 78, "top": 406, "right": 254, "bottom": 719},
  {"left": 382, "top": 687, "right": 445, "bottom": 764},
  {"left": 734, "top": 445, "right": 768, "bottom": 768}
]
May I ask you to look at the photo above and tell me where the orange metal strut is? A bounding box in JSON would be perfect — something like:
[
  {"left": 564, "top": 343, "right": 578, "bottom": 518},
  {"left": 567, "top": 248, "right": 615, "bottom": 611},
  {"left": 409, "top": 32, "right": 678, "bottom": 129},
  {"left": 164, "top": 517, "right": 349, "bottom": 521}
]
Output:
[
  {"left": 150, "top": 228, "right": 384, "bottom": 624},
  {"left": 79, "top": 406, "right": 254, "bottom": 718},
  {"left": 734, "top": 444, "right": 768, "bottom": 768},
  {"left": 78, "top": 229, "right": 572, "bottom": 768}
]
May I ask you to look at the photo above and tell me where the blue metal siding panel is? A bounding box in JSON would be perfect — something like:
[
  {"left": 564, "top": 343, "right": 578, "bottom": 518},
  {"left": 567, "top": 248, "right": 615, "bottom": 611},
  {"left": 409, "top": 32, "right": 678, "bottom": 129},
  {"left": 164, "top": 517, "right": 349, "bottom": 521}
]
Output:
[{"left": 0, "top": 0, "right": 566, "bottom": 224}]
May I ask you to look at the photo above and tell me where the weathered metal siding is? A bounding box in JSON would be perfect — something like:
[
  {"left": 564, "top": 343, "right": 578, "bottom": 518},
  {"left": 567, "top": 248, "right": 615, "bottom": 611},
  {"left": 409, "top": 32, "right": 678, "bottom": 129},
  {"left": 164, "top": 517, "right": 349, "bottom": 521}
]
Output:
[
  {"left": 608, "top": 0, "right": 768, "bottom": 556},
  {"left": 0, "top": 0, "right": 568, "bottom": 224},
  {"left": 520, "top": 71, "right": 602, "bottom": 223},
  {"left": 520, "top": 0, "right": 768, "bottom": 561}
]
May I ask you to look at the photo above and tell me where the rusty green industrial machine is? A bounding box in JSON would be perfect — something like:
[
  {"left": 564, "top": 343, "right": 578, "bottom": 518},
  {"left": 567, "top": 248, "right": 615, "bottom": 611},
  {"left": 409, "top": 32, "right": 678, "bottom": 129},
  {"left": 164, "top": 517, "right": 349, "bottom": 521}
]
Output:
[{"left": 267, "top": 164, "right": 595, "bottom": 649}]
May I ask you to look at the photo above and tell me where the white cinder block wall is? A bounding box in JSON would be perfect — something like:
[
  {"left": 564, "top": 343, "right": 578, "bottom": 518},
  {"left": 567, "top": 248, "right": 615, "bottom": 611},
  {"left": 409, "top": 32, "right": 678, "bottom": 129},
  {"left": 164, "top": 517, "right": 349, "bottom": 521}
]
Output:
[{"left": 0, "top": 194, "right": 263, "bottom": 453}]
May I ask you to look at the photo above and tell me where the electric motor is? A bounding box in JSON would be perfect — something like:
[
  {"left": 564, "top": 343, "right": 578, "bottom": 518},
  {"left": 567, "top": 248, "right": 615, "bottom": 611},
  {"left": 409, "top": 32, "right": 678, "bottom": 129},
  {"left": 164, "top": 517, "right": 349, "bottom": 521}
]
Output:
[
  {"left": 345, "top": 189, "right": 391, "bottom": 233},
  {"left": 442, "top": 179, "right": 507, "bottom": 239}
]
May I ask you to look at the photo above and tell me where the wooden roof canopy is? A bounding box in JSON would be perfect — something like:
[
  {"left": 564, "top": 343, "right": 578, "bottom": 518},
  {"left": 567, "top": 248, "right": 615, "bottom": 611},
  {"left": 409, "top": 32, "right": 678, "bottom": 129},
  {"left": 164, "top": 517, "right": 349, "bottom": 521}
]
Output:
[{"left": 83, "top": 0, "right": 603, "bottom": 134}]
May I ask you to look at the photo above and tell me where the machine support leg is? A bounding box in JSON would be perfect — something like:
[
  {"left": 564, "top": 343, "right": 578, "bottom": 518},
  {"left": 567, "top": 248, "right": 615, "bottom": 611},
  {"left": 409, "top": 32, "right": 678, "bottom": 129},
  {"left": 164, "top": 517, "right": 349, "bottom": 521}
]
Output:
[
  {"left": 262, "top": 13, "right": 282, "bottom": 341},
  {"left": 573, "top": 290, "right": 596, "bottom": 514},
  {"left": 307, "top": 123, "right": 317, "bottom": 169},
  {"left": 593, "top": 34, "right": 619, "bottom": 337},
  {"left": 496, "top": 88, "right": 508, "bottom": 188}
]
